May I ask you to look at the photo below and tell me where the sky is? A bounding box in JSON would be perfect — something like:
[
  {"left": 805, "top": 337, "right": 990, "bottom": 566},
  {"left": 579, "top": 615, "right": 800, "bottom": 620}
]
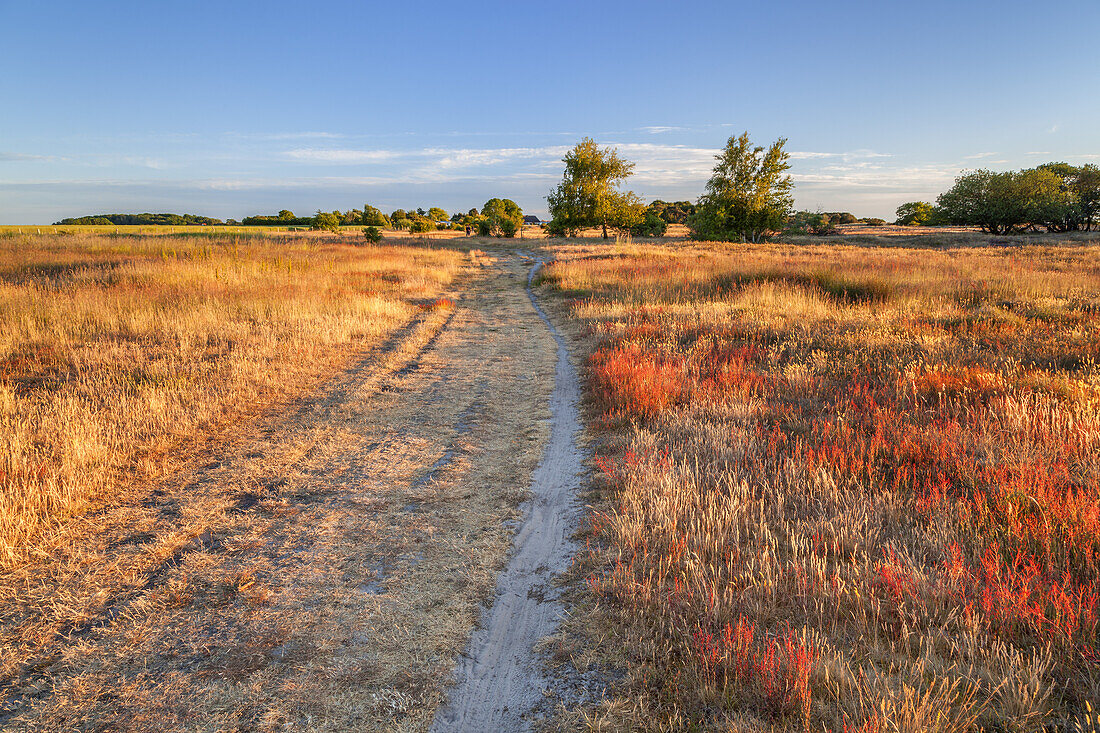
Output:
[{"left": 2, "top": 0, "right": 1099, "bottom": 224}]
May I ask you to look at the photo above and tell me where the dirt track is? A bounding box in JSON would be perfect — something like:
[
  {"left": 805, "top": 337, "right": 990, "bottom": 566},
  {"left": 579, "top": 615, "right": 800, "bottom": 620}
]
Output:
[
  {"left": 0, "top": 250, "right": 577, "bottom": 731},
  {"left": 430, "top": 260, "right": 583, "bottom": 732}
]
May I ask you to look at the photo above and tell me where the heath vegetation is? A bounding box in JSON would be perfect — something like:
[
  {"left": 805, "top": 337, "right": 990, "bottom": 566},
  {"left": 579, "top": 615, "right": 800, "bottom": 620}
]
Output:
[
  {"left": 0, "top": 232, "right": 463, "bottom": 565},
  {"left": 542, "top": 237, "right": 1100, "bottom": 731}
]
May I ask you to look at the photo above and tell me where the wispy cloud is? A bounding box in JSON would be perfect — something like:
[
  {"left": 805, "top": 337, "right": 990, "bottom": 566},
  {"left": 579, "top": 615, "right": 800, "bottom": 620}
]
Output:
[
  {"left": 638, "top": 126, "right": 686, "bottom": 135},
  {"left": 1024, "top": 151, "right": 1052, "bottom": 156},
  {"left": 963, "top": 152, "right": 999, "bottom": 159},
  {"left": 0, "top": 152, "right": 48, "bottom": 162}
]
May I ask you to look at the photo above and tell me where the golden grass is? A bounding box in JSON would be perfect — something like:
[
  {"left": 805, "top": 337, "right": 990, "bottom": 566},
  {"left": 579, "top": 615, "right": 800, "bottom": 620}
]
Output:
[
  {"left": 542, "top": 237, "right": 1100, "bottom": 732},
  {"left": 0, "top": 232, "right": 463, "bottom": 566}
]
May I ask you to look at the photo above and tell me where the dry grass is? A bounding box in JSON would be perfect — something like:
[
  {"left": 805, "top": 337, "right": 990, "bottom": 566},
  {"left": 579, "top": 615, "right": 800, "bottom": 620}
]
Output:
[
  {"left": 0, "top": 232, "right": 463, "bottom": 565},
  {"left": 541, "top": 236, "right": 1100, "bottom": 731}
]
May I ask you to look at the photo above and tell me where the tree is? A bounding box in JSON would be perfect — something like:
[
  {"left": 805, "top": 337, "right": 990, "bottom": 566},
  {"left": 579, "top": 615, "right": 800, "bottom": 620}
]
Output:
[
  {"left": 481, "top": 197, "right": 524, "bottom": 236},
  {"left": 631, "top": 210, "right": 667, "bottom": 237},
  {"left": 362, "top": 205, "right": 390, "bottom": 227},
  {"left": 546, "top": 138, "right": 643, "bottom": 238},
  {"left": 936, "top": 169, "right": 1066, "bottom": 234},
  {"left": 895, "top": 201, "right": 937, "bottom": 226},
  {"left": 313, "top": 210, "right": 342, "bottom": 233},
  {"left": 392, "top": 217, "right": 412, "bottom": 231},
  {"left": 361, "top": 226, "right": 383, "bottom": 244},
  {"left": 409, "top": 214, "right": 433, "bottom": 233},
  {"left": 390, "top": 209, "right": 407, "bottom": 222},
  {"left": 342, "top": 209, "right": 363, "bottom": 225},
  {"left": 689, "top": 132, "right": 793, "bottom": 243},
  {"left": 278, "top": 209, "right": 296, "bottom": 221},
  {"left": 427, "top": 207, "right": 448, "bottom": 223}
]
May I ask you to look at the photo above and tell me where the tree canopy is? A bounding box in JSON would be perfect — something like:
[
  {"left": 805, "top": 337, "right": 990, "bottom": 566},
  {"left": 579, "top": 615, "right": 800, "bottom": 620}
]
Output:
[
  {"left": 546, "top": 138, "right": 643, "bottom": 238},
  {"left": 895, "top": 201, "right": 937, "bottom": 226},
  {"left": 480, "top": 198, "right": 523, "bottom": 236},
  {"left": 689, "top": 132, "right": 793, "bottom": 243}
]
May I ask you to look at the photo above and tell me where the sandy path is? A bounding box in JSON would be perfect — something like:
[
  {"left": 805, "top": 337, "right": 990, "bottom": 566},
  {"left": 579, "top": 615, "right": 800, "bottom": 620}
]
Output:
[
  {"left": 431, "top": 260, "right": 583, "bottom": 733},
  {"left": 0, "top": 253, "right": 561, "bottom": 731}
]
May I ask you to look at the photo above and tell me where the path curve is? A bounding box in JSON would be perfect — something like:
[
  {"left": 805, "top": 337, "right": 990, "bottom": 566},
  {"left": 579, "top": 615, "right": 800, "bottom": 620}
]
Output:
[{"left": 430, "top": 259, "right": 582, "bottom": 732}]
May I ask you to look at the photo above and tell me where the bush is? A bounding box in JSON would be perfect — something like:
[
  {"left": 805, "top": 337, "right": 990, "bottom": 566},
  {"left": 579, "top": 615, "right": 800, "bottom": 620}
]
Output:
[
  {"left": 498, "top": 218, "right": 518, "bottom": 238},
  {"left": 631, "top": 211, "right": 668, "bottom": 237},
  {"left": 409, "top": 216, "right": 433, "bottom": 234},
  {"left": 361, "top": 226, "right": 382, "bottom": 244},
  {"left": 312, "top": 211, "right": 342, "bottom": 233},
  {"left": 477, "top": 220, "right": 492, "bottom": 236},
  {"left": 863, "top": 218, "right": 886, "bottom": 226}
]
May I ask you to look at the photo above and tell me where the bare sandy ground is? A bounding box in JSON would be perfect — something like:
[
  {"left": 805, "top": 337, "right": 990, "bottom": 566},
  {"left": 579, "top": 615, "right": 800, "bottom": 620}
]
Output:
[
  {"left": 430, "top": 260, "right": 584, "bottom": 732},
  {"left": 0, "top": 251, "right": 564, "bottom": 731}
]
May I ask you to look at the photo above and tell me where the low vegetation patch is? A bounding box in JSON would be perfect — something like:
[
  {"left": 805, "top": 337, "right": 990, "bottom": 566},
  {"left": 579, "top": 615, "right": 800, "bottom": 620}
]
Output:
[
  {"left": 0, "top": 233, "right": 463, "bottom": 565},
  {"left": 544, "top": 238, "right": 1100, "bottom": 731}
]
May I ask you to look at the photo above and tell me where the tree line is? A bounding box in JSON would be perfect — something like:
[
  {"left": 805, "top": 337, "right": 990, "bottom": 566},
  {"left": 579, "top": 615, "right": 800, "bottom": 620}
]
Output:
[{"left": 895, "top": 163, "right": 1100, "bottom": 233}]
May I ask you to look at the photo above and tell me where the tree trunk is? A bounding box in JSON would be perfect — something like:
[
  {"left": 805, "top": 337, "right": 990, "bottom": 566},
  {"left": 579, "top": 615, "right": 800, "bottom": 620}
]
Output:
[{"left": 602, "top": 222, "right": 608, "bottom": 239}]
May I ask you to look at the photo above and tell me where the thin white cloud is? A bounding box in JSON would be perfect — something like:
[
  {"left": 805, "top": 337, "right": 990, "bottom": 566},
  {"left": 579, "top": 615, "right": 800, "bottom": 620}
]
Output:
[
  {"left": 0, "top": 152, "right": 48, "bottom": 162},
  {"left": 1024, "top": 151, "right": 1052, "bottom": 155},
  {"left": 964, "top": 152, "right": 999, "bottom": 159},
  {"left": 638, "top": 126, "right": 686, "bottom": 134}
]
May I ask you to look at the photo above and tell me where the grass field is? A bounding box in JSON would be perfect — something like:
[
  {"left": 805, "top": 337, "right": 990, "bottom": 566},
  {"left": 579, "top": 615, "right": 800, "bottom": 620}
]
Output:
[
  {"left": 541, "top": 237, "right": 1100, "bottom": 731},
  {"left": 0, "top": 232, "right": 463, "bottom": 565}
]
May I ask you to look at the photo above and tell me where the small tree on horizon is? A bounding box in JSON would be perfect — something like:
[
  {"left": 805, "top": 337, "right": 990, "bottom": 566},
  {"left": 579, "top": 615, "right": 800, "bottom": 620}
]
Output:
[
  {"left": 546, "top": 138, "right": 643, "bottom": 238},
  {"left": 690, "top": 132, "right": 793, "bottom": 243}
]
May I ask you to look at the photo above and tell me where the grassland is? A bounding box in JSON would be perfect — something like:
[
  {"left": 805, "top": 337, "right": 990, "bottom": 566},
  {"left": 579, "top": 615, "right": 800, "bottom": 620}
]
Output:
[
  {"left": 0, "top": 231, "right": 463, "bottom": 565},
  {"left": 541, "top": 237, "right": 1100, "bottom": 731}
]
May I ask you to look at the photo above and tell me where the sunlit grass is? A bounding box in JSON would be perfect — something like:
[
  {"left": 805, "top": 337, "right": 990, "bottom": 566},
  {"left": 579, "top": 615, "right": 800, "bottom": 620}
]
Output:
[
  {"left": 0, "top": 232, "right": 463, "bottom": 566},
  {"left": 545, "top": 238, "right": 1100, "bottom": 731}
]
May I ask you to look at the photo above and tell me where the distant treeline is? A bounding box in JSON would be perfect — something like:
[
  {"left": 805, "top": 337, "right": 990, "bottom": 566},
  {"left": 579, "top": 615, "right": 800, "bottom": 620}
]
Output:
[{"left": 54, "top": 213, "right": 225, "bottom": 226}]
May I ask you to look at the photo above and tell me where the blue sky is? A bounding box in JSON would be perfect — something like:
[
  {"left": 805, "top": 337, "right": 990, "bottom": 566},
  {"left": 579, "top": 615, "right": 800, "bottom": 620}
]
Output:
[{"left": 2, "top": 0, "right": 1098, "bottom": 223}]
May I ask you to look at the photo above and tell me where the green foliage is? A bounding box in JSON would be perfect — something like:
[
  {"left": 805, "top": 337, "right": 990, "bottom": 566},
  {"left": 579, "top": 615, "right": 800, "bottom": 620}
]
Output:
[
  {"left": 427, "top": 207, "right": 449, "bottom": 223},
  {"left": 361, "top": 226, "right": 383, "bottom": 244},
  {"left": 392, "top": 217, "right": 412, "bottom": 231},
  {"left": 895, "top": 201, "right": 937, "bottom": 226},
  {"left": 312, "top": 211, "right": 342, "bottom": 233},
  {"left": 546, "top": 138, "right": 642, "bottom": 238},
  {"left": 390, "top": 209, "right": 407, "bottom": 222},
  {"left": 936, "top": 168, "right": 1067, "bottom": 234},
  {"left": 498, "top": 218, "right": 519, "bottom": 238},
  {"left": 476, "top": 219, "right": 492, "bottom": 236},
  {"left": 785, "top": 211, "right": 836, "bottom": 235},
  {"left": 56, "top": 213, "right": 225, "bottom": 226},
  {"left": 481, "top": 198, "right": 524, "bottom": 235},
  {"left": 278, "top": 210, "right": 295, "bottom": 220},
  {"left": 820, "top": 212, "right": 857, "bottom": 225},
  {"left": 647, "top": 200, "right": 695, "bottom": 224},
  {"left": 362, "top": 205, "right": 390, "bottom": 227},
  {"left": 408, "top": 215, "right": 434, "bottom": 234},
  {"left": 690, "top": 132, "right": 793, "bottom": 243},
  {"left": 631, "top": 210, "right": 668, "bottom": 237},
  {"left": 863, "top": 218, "right": 887, "bottom": 226}
]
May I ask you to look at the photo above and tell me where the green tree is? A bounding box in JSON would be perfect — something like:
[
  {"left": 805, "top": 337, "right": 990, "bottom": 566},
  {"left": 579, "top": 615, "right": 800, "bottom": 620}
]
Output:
[
  {"left": 546, "top": 138, "right": 643, "bottom": 238},
  {"left": 392, "top": 217, "right": 412, "bottom": 231},
  {"left": 361, "top": 226, "right": 383, "bottom": 244},
  {"left": 936, "top": 169, "right": 1066, "bottom": 234},
  {"left": 481, "top": 197, "right": 524, "bottom": 236},
  {"left": 278, "top": 209, "right": 295, "bottom": 221},
  {"left": 313, "top": 210, "right": 342, "bottom": 233},
  {"left": 895, "top": 201, "right": 937, "bottom": 226},
  {"left": 390, "top": 209, "right": 407, "bottom": 222},
  {"left": 409, "top": 214, "right": 433, "bottom": 234},
  {"left": 631, "top": 210, "right": 668, "bottom": 237},
  {"left": 689, "top": 132, "right": 793, "bottom": 243},
  {"left": 427, "top": 207, "right": 449, "bottom": 223},
  {"left": 362, "top": 205, "right": 390, "bottom": 227}
]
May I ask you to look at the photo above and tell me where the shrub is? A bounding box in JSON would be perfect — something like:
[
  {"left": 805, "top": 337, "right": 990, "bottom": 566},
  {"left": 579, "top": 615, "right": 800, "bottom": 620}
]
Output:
[
  {"left": 361, "top": 226, "right": 382, "bottom": 244},
  {"left": 498, "top": 218, "right": 518, "bottom": 238}
]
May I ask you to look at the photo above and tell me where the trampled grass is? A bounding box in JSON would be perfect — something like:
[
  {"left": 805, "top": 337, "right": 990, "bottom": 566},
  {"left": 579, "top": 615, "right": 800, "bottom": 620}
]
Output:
[
  {"left": 543, "top": 238, "right": 1100, "bottom": 731},
  {"left": 0, "top": 232, "right": 463, "bottom": 566}
]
